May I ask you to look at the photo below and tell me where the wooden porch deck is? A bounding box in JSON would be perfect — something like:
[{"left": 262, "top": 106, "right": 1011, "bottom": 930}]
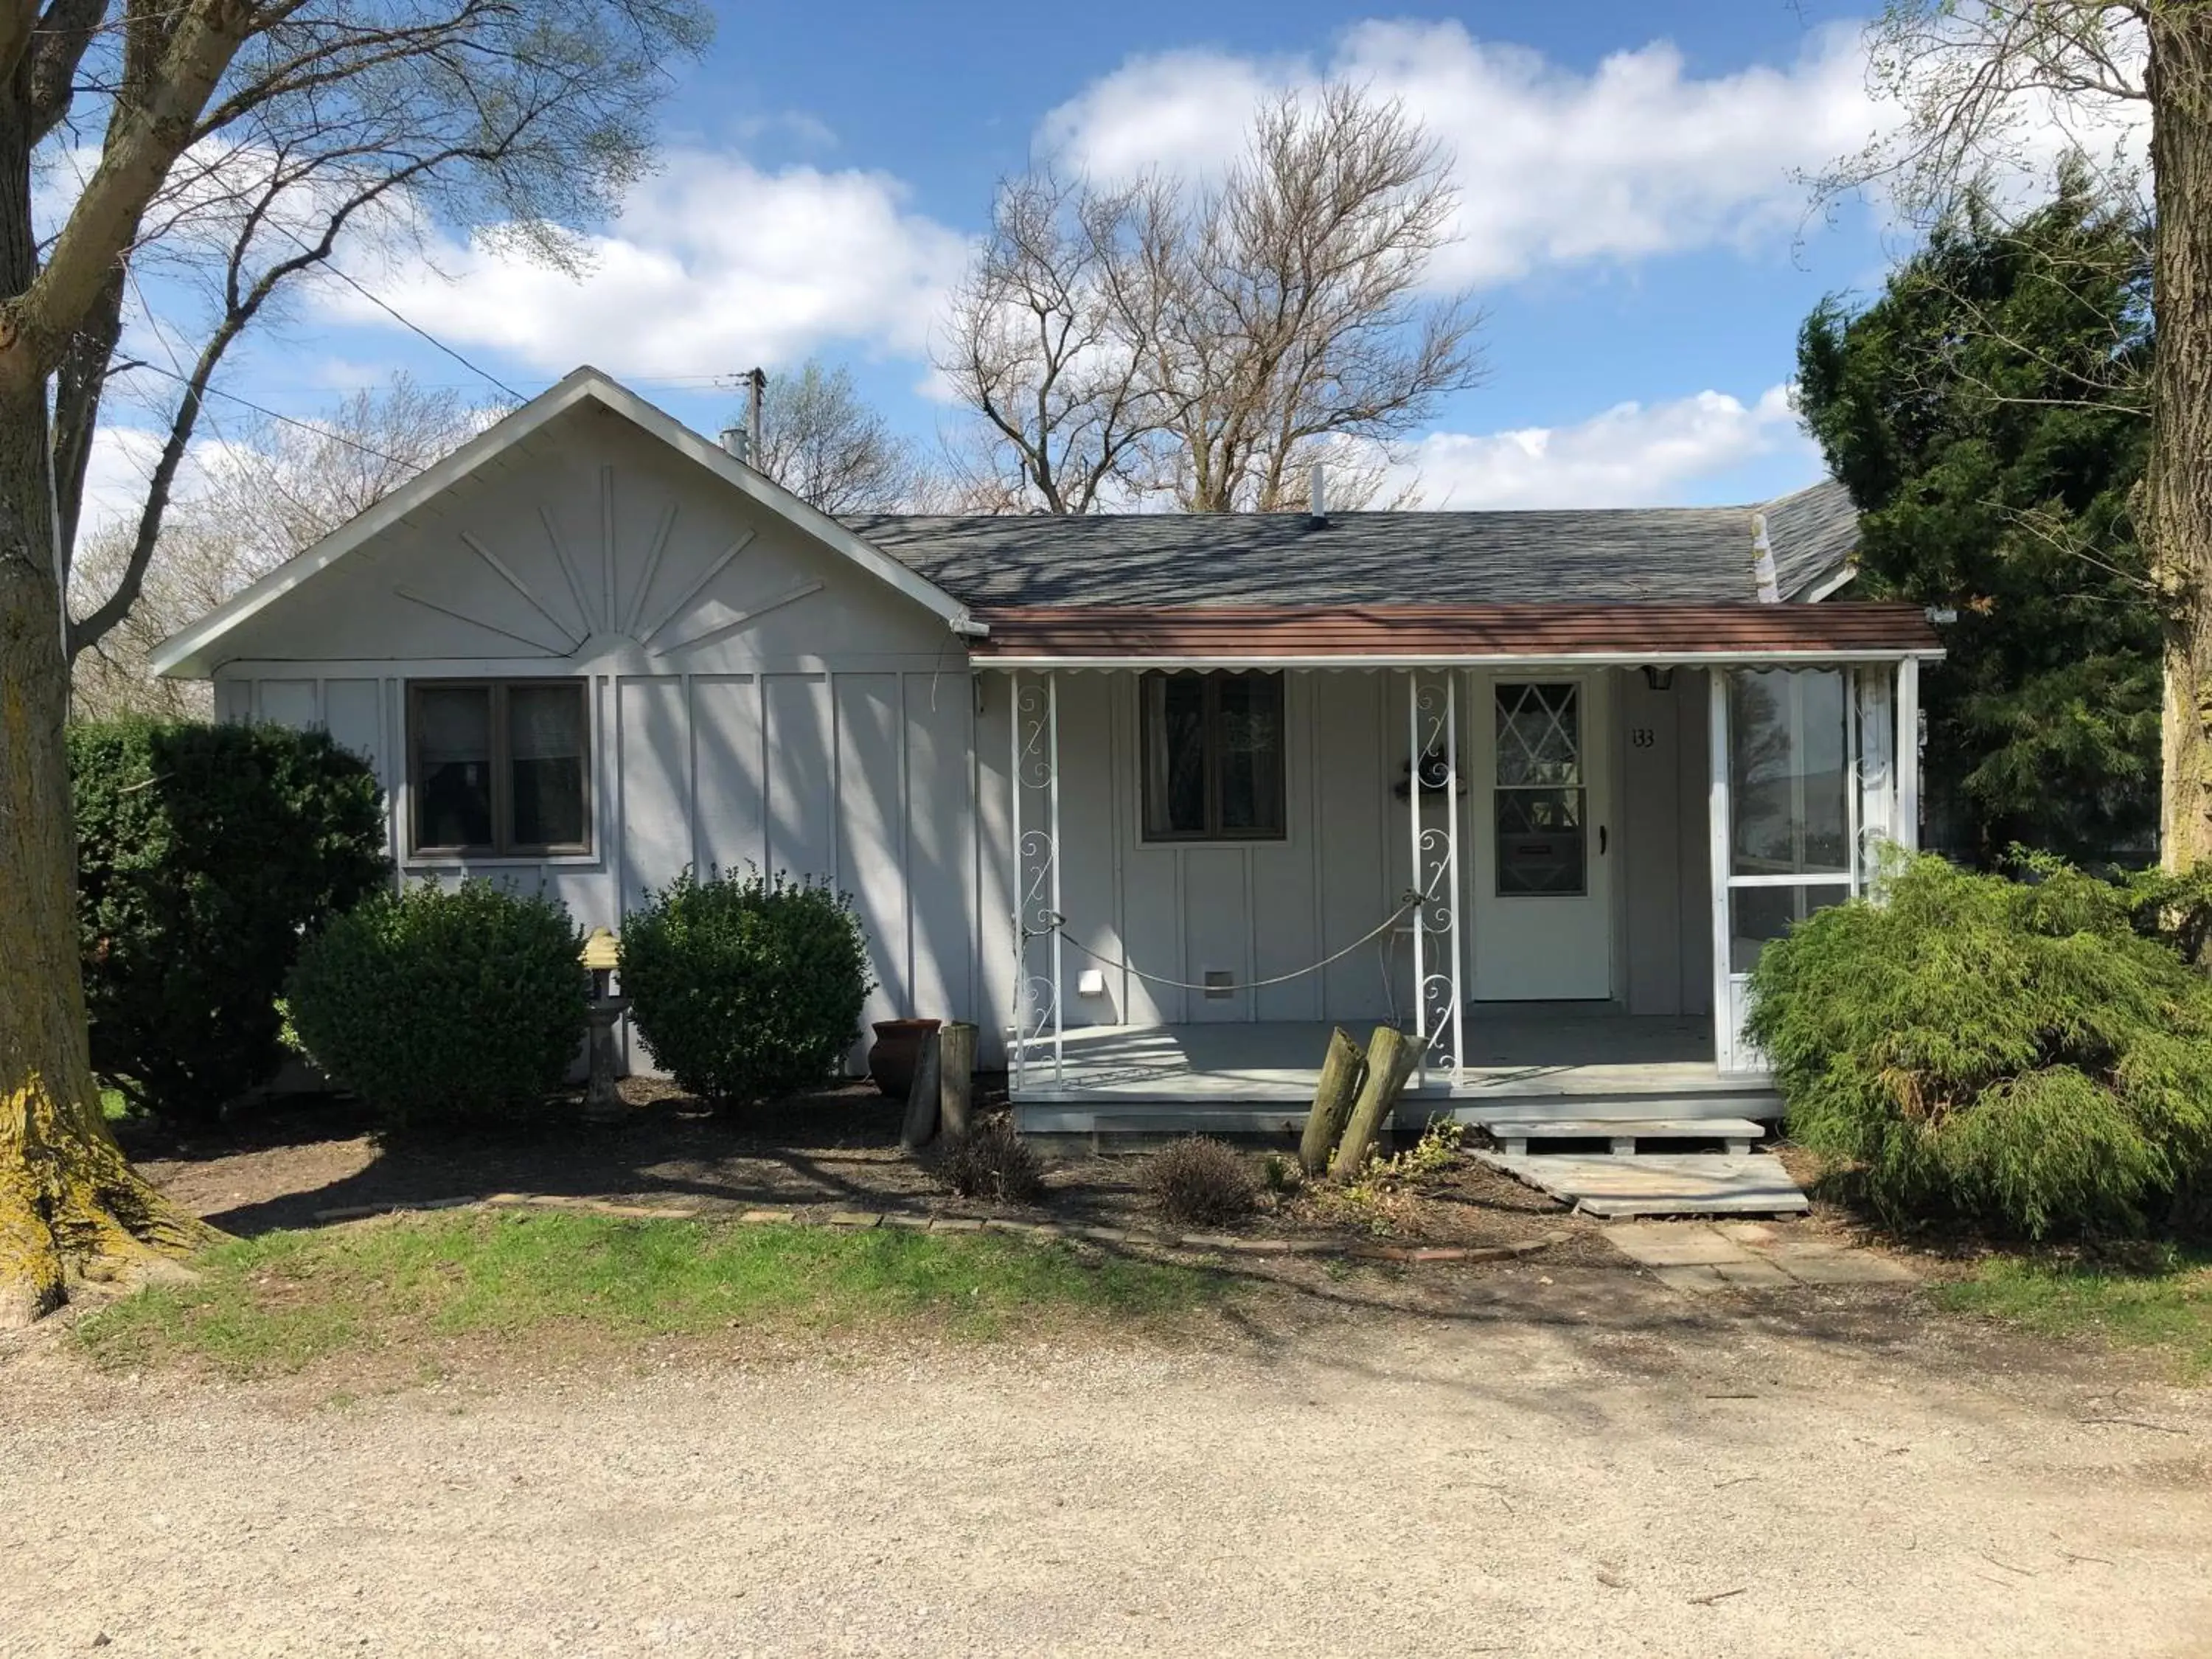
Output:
[{"left": 1009, "top": 1016, "right": 1781, "bottom": 1138}]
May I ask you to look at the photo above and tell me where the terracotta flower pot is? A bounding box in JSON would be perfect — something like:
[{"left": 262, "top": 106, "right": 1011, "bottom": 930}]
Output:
[{"left": 867, "top": 1018, "right": 941, "bottom": 1099}]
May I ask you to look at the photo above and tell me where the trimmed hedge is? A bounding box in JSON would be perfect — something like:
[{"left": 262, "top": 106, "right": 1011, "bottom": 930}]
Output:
[
  {"left": 1746, "top": 855, "right": 2212, "bottom": 1238},
  {"left": 619, "top": 867, "right": 873, "bottom": 1110},
  {"left": 72, "top": 718, "right": 389, "bottom": 1127},
  {"left": 286, "top": 880, "right": 586, "bottom": 1130}
]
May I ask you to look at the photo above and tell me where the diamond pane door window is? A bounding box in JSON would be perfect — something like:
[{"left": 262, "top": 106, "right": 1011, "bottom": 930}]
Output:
[{"left": 1472, "top": 675, "right": 1613, "bottom": 1001}]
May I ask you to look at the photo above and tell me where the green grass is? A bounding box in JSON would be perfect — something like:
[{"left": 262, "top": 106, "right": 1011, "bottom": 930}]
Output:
[
  {"left": 1935, "top": 1247, "right": 2212, "bottom": 1380},
  {"left": 76, "top": 1210, "right": 1229, "bottom": 1379}
]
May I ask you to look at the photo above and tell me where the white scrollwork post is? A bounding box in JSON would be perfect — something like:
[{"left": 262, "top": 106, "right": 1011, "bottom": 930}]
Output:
[
  {"left": 1408, "top": 669, "right": 1464, "bottom": 1089},
  {"left": 1009, "top": 670, "right": 1063, "bottom": 1089}
]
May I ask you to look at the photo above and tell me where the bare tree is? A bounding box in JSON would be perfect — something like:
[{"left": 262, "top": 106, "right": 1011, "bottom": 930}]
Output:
[
  {"left": 936, "top": 86, "right": 1482, "bottom": 515},
  {"left": 1105, "top": 86, "right": 1482, "bottom": 512},
  {"left": 70, "top": 372, "right": 485, "bottom": 718},
  {"left": 751, "top": 358, "right": 922, "bottom": 514},
  {"left": 0, "top": 1, "right": 708, "bottom": 1326},
  {"left": 1816, "top": 4, "right": 2212, "bottom": 874},
  {"left": 933, "top": 170, "right": 1163, "bottom": 513}
]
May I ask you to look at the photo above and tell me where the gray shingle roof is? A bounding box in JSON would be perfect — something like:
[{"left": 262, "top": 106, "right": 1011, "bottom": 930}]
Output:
[{"left": 844, "top": 479, "right": 1858, "bottom": 611}]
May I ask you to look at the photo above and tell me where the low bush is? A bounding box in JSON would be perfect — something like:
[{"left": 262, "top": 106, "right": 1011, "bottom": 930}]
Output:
[
  {"left": 1145, "top": 1137, "right": 1258, "bottom": 1227},
  {"left": 285, "top": 880, "right": 586, "bottom": 1130},
  {"left": 619, "top": 867, "right": 873, "bottom": 1110},
  {"left": 942, "top": 1114, "right": 1046, "bottom": 1205},
  {"left": 72, "top": 718, "right": 389, "bottom": 1129},
  {"left": 1746, "top": 855, "right": 2212, "bottom": 1238}
]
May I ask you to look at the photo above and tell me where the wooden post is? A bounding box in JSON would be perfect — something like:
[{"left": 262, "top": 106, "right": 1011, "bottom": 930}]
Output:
[
  {"left": 1298, "top": 1026, "right": 1367, "bottom": 1176},
  {"left": 938, "top": 1021, "right": 978, "bottom": 1144},
  {"left": 1329, "top": 1026, "right": 1417, "bottom": 1182},
  {"left": 900, "top": 1029, "right": 944, "bottom": 1151}
]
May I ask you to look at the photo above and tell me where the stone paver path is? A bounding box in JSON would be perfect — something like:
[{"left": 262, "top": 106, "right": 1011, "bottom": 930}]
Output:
[{"left": 1604, "top": 1220, "right": 1918, "bottom": 1293}]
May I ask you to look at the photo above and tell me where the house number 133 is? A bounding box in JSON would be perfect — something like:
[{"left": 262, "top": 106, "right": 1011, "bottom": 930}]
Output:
[{"left": 1630, "top": 727, "right": 1657, "bottom": 748}]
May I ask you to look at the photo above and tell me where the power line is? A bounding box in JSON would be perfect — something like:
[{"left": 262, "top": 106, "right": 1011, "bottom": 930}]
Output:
[
  {"left": 287, "top": 238, "right": 526, "bottom": 403},
  {"left": 128, "top": 358, "right": 415, "bottom": 466}
]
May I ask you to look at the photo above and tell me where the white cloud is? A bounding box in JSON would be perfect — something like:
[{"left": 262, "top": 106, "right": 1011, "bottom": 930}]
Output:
[
  {"left": 315, "top": 149, "right": 973, "bottom": 379},
  {"left": 1391, "top": 383, "right": 1812, "bottom": 509},
  {"left": 1043, "top": 21, "right": 1892, "bottom": 288},
  {"left": 72, "top": 423, "right": 266, "bottom": 549}
]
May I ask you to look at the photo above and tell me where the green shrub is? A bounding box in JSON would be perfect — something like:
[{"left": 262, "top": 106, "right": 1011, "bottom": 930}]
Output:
[
  {"left": 942, "top": 1114, "right": 1045, "bottom": 1204},
  {"left": 1746, "top": 855, "right": 2212, "bottom": 1238},
  {"left": 618, "top": 867, "right": 873, "bottom": 1110},
  {"left": 72, "top": 718, "right": 389, "bottom": 1128},
  {"left": 285, "top": 879, "right": 585, "bottom": 1130},
  {"left": 1145, "top": 1137, "right": 1259, "bottom": 1227},
  {"left": 2124, "top": 862, "right": 2212, "bottom": 967}
]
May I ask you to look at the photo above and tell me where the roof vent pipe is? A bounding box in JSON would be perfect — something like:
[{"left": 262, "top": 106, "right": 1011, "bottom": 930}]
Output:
[
  {"left": 1308, "top": 461, "right": 1328, "bottom": 526},
  {"left": 1750, "top": 509, "right": 1781, "bottom": 603},
  {"left": 719, "top": 424, "right": 749, "bottom": 463}
]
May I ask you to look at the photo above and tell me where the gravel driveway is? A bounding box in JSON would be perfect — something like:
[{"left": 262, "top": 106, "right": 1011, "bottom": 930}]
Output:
[{"left": 5, "top": 1267, "right": 2209, "bottom": 1658}]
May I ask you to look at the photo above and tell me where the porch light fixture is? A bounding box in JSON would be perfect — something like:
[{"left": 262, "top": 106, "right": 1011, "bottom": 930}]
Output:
[{"left": 1641, "top": 666, "right": 1676, "bottom": 692}]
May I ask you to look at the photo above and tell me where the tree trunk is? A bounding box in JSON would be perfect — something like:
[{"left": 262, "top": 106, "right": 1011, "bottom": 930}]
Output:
[
  {"left": 2149, "top": 9, "right": 2212, "bottom": 872},
  {"left": 0, "top": 355, "right": 215, "bottom": 1328},
  {"left": 1328, "top": 1026, "right": 1417, "bottom": 1183},
  {"left": 937, "top": 1020, "right": 978, "bottom": 1144},
  {"left": 900, "top": 1029, "right": 942, "bottom": 1152},
  {"left": 1297, "top": 1026, "right": 1366, "bottom": 1177}
]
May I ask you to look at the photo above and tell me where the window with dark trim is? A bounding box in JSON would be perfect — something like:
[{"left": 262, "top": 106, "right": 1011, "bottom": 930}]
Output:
[
  {"left": 1140, "top": 670, "right": 1286, "bottom": 841},
  {"left": 408, "top": 680, "right": 591, "bottom": 858}
]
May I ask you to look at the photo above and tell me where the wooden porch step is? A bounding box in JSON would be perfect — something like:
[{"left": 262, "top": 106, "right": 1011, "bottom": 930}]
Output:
[
  {"left": 1476, "top": 1151, "right": 1809, "bottom": 1217},
  {"left": 1484, "top": 1116, "right": 1766, "bottom": 1157}
]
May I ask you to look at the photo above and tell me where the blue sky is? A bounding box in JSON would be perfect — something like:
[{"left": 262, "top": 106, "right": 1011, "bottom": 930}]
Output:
[{"left": 97, "top": 1, "right": 1917, "bottom": 522}]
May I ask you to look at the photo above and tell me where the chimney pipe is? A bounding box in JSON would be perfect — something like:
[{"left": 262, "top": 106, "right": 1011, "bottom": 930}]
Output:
[{"left": 1308, "top": 461, "right": 1328, "bottom": 526}]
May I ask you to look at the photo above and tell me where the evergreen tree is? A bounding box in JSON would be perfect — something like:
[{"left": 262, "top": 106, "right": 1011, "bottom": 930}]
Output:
[{"left": 1798, "top": 176, "right": 2159, "bottom": 864}]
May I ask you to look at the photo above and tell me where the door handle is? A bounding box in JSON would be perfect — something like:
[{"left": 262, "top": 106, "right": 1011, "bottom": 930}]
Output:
[{"left": 1599, "top": 825, "right": 1609, "bottom": 855}]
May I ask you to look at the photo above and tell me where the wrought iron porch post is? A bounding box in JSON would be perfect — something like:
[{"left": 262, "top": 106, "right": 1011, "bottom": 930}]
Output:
[
  {"left": 1010, "top": 669, "right": 1064, "bottom": 1091},
  {"left": 1407, "top": 669, "right": 1426, "bottom": 1088}
]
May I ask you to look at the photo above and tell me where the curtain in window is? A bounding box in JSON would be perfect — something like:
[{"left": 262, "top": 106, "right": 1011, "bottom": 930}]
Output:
[
  {"left": 509, "top": 684, "right": 585, "bottom": 849},
  {"left": 416, "top": 686, "right": 493, "bottom": 849}
]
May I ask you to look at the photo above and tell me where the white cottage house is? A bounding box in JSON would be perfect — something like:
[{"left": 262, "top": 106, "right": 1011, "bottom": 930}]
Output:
[{"left": 151, "top": 366, "right": 1938, "bottom": 1139}]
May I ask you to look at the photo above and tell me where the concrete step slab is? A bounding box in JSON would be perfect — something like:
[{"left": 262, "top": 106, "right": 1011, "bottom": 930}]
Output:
[
  {"left": 1484, "top": 1116, "right": 1765, "bottom": 1156},
  {"left": 1476, "top": 1151, "right": 1810, "bottom": 1217}
]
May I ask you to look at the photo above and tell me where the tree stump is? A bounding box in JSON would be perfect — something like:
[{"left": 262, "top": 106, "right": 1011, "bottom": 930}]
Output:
[
  {"left": 900, "top": 1028, "right": 944, "bottom": 1151},
  {"left": 1298, "top": 1026, "right": 1368, "bottom": 1176},
  {"left": 938, "top": 1020, "right": 978, "bottom": 1144},
  {"left": 1329, "top": 1026, "right": 1418, "bottom": 1182}
]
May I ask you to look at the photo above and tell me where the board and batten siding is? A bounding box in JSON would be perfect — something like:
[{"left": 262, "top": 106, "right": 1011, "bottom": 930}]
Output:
[
  {"left": 213, "top": 663, "right": 986, "bottom": 1067},
  {"left": 201, "top": 400, "right": 994, "bottom": 1068}
]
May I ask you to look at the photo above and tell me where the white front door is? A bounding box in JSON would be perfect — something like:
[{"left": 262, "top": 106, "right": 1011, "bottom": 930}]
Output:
[{"left": 1471, "top": 672, "right": 1614, "bottom": 1001}]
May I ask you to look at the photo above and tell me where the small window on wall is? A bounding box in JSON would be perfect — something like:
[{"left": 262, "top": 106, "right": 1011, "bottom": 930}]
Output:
[
  {"left": 1140, "top": 671, "right": 1286, "bottom": 841},
  {"left": 408, "top": 681, "right": 590, "bottom": 858}
]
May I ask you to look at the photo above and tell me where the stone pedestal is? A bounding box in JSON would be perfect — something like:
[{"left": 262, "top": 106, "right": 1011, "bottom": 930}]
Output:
[{"left": 582, "top": 997, "right": 630, "bottom": 1124}]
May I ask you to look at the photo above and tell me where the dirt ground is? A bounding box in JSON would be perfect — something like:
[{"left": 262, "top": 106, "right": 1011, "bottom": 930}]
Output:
[
  {"left": 4, "top": 1262, "right": 2209, "bottom": 1659},
  {"left": 122, "top": 1083, "right": 1632, "bottom": 1264}
]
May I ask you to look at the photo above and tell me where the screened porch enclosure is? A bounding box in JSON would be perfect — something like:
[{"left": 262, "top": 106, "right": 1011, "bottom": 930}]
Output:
[{"left": 992, "top": 652, "right": 1920, "bottom": 1110}]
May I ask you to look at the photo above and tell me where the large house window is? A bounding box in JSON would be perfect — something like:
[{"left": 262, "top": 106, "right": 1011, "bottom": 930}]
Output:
[
  {"left": 1141, "top": 670, "right": 1286, "bottom": 841},
  {"left": 408, "top": 680, "right": 591, "bottom": 858}
]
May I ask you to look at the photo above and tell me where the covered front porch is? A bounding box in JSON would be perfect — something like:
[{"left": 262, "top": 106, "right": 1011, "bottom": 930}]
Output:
[
  {"left": 1006, "top": 1015, "right": 1780, "bottom": 1138},
  {"left": 979, "top": 603, "right": 1935, "bottom": 1130}
]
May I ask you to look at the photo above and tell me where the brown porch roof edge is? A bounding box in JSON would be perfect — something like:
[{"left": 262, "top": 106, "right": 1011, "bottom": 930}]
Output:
[{"left": 968, "top": 602, "right": 1941, "bottom": 662}]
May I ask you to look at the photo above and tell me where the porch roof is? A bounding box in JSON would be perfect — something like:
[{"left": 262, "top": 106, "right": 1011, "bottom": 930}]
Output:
[{"left": 967, "top": 600, "right": 1944, "bottom": 667}]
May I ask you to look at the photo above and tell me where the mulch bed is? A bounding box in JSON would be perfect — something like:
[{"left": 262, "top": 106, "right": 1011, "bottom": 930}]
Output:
[{"left": 122, "top": 1078, "right": 1616, "bottom": 1263}]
